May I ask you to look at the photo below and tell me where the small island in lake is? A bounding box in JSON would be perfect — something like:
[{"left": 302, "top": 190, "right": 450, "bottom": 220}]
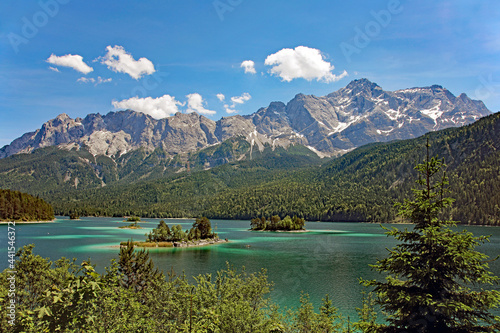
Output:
[
  {"left": 69, "top": 212, "right": 80, "bottom": 220},
  {"left": 119, "top": 216, "right": 143, "bottom": 229},
  {"left": 251, "top": 215, "right": 306, "bottom": 231},
  {"left": 121, "top": 217, "right": 228, "bottom": 248}
]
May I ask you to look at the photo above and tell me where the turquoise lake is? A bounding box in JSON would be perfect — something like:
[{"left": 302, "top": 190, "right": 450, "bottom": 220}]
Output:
[{"left": 1, "top": 217, "right": 500, "bottom": 319}]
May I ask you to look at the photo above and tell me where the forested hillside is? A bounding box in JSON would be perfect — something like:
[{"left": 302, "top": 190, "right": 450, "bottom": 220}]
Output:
[
  {"left": 202, "top": 112, "right": 499, "bottom": 224},
  {"left": 47, "top": 145, "right": 324, "bottom": 218},
  {"left": 0, "top": 189, "right": 54, "bottom": 221},
  {"left": 46, "top": 112, "right": 500, "bottom": 225},
  {"left": 1, "top": 113, "right": 498, "bottom": 225},
  {"left": 0, "top": 136, "right": 321, "bottom": 195}
]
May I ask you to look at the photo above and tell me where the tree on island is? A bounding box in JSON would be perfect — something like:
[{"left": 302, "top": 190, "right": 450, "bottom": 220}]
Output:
[
  {"left": 69, "top": 212, "right": 80, "bottom": 220},
  {"left": 251, "top": 215, "right": 305, "bottom": 231},
  {"left": 364, "top": 140, "right": 500, "bottom": 332},
  {"left": 146, "top": 217, "right": 217, "bottom": 243},
  {"left": 192, "top": 216, "right": 214, "bottom": 239}
]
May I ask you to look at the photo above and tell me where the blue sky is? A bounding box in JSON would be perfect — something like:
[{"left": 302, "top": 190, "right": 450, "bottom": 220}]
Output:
[{"left": 1, "top": 0, "right": 499, "bottom": 147}]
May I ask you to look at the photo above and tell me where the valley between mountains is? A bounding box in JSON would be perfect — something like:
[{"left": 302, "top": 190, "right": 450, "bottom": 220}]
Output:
[{"left": 0, "top": 79, "right": 498, "bottom": 225}]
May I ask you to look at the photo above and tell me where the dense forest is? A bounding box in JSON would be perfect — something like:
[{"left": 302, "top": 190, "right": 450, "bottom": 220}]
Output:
[
  {"left": 0, "top": 189, "right": 54, "bottom": 222},
  {"left": 48, "top": 112, "right": 500, "bottom": 225}
]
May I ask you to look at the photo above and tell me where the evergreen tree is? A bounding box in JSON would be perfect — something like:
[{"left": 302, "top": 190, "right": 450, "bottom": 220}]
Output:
[
  {"left": 192, "top": 216, "right": 213, "bottom": 239},
  {"left": 118, "top": 241, "right": 163, "bottom": 293},
  {"left": 365, "top": 140, "right": 500, "bottom": 332}
]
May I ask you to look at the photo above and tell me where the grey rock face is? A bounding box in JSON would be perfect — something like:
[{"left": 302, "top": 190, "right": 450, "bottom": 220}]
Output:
[{"left": 0, "top": 79, "right": 491, "bottom": 160}]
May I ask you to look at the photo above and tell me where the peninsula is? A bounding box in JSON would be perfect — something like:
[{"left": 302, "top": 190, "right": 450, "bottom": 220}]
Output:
[{"left": 0, "top": 189, "right": 54, "bottom": 223}]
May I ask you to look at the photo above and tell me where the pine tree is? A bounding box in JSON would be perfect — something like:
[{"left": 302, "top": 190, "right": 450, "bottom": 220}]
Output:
[
  {"left": 365, "top": 140, "right": 500, "bottom": 332},
  {"left": 192, "top": 216, "right": 213, "bottom": 239},
  {"left": 118, "top": 241, "right": 163, "bottom": 293}
]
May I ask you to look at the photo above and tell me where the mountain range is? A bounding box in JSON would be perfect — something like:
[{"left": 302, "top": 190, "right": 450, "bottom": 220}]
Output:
[
  {"left": 0, "top": 78, "right": 491, "bottom": 162},
  {"left": 0, "top": 79, "right": 497, "bottom": 225},
  {"left": 28, "top": 112, "right": 500, "bottom": 225}
]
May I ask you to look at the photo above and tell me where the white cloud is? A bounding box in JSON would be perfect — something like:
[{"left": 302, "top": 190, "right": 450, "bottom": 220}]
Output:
[
  {"left": 77, "top": 77, "right": 94, "bottom": 83},
  {"left": 98, "top": 77, "right": 113, "bottom": 84},
  {"left": 46, "top": 54, "right": 94, "bottom": 74},
  {"left": 49, "top": 66, "right": 60, "bottom": 72},
  {"left": 100, "top": 45, "right": 155, "bottom": 80},
  {"left": 216, "top": 93, "right": 225, "bottom": 102},
  {"left": 112, "top": 95, "right": 183, "bottom": 119},
  {"left": 223, "top": 105, "right": 237, "bottom": 114},
  {"left": 220, "top": 93, "right": 252, "bottom": 114},
  {"left": 264, "top": 46, "right": 347, "bottom": 83},
  {"left": 186, "top": 93, "right": 216, "bottom": 115},
  {"left": 77, "top": 76, "right": 112, "bottom": 85},
  {"left": 240, "top": 60, "right": 256, "bottom": 74},
  {"left": 231, "top": 92, "right": 251, "bottom": 104}
]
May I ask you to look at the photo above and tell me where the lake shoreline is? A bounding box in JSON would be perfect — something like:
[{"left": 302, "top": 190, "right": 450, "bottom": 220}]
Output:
[
  {"left": 250, "top": 229, "right": 310, "bottom": 233},
  {"left": 0, "top": 220, "right": 55, "bottom": 224},
  {"left": 50, "top": 216, "right": 500, "bottom": 227},
  {"left": 111, "top": 238, "right": 229, "bottom": 249}
]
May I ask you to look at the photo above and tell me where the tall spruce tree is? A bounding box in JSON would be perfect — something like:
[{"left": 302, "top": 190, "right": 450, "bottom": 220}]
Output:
[{"left": 365, "top": 140, "right": 500, "bottom": 332}]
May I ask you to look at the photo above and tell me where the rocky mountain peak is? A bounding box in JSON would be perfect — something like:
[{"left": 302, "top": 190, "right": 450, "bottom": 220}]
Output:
[
  {"left": 347, "top": 78, "right": 380, "bottom": 88},
  {"left": 430, "top": 84, "right": 444, "bottom": 90},
  {"left": 268, "top": 101, "right": 286, "bottom": 110},
  {"left": 347, "top": 78, "right": 381, "bottom": 91},
  {"left": 55, "top": 113, "right": 70, "bottom": 120},
  {"left": 327, "top": 78, "right": 383, "bottom": 100}
]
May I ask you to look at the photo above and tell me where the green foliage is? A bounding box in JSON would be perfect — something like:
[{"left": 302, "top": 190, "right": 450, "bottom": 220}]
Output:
[
  {"left": 0, "top": 189, "right": 54, "bottom": 221},
  {"left": 364, "top": 141, "right": 500, "bottom": 332},
  {"left": 353, "top": 292, "right": 381, "bottom": 333},
  {"left": 69, "top": 212, "right": 80, "bottom": 220},
  {"left": 146, "top": 220, "right": 172, "bottom": 242},
  {"left": 118, "top": 241, "right": 163, "bottom": 293},
  {"left": 0, "top": 245, "right": 442, "bottom": 333},
  {"left": 288, "top": 293, "right": 344, "bottom": 333},
  {"left": 35, "top": 262, "right": 102, "bottom": 332},
  {"left": 146, "top": 218, "right": 216, "bottom": 243},
  {"left": 0, "top": 244, "right": 78, "bottom": 331},
  {"left": 192, "top": 216, "right": 215, "bottom": 239},
  {"left": 170, "top": 224, "right": 187, "bottom": 242},
  {"left": 251, "top": 215, "right": 306, "bottom": 231},
  {"left": 4, "top": 245, "right": 343, "bottom": 332}
]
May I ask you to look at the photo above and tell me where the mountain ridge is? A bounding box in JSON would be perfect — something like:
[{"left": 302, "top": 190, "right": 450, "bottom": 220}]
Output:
[{"left": 0, "top": 79, "right": 491, "bottom": 160}]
